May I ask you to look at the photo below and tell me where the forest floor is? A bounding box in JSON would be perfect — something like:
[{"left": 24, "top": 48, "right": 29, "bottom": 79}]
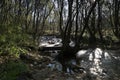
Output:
[
  {"left": 1, "top": 47, "right": 120, "bottom": 80},
  {"left": 16, "top": 51, "right": 87, "bottom": 80}
]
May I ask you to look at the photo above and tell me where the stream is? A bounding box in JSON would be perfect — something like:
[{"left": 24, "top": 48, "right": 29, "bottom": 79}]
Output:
[
  {"left": 39, "top": 36, "right": 120, "bottom": 80},
  {"left": 47, "top": 48, "right": 120, "bottom": 80}
]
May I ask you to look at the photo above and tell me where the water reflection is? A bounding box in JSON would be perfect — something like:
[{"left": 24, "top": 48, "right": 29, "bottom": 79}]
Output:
[
  {"left": 47, "top": 48, "right": 120, "bottom": 80},
  {"left": 77, "top": 48, "right": 120, "bottom": 80},
  {"left": 39, "top": 36, "right": 120, "bottom": 79}
]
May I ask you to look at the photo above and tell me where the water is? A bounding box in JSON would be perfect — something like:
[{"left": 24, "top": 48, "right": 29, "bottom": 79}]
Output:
[
  {"left": 47, "top": 48, "right": 120, "bottom": 80},
  {"left": 39, "top": 36, "right": 120, "bottom": 80},
  {"left": 78, "top": 48, "right": 120, "bottom": 80},
  {"left": 39, "top": 36, "right": 62, "bottom": 47},
  {"left": 39, "top": 36, "right": 75, "bottom": 47}
]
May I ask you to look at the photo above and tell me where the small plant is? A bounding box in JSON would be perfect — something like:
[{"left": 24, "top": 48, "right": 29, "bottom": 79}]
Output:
[{"left": 8, "top": 45, "right": 28, "bottom": 58}]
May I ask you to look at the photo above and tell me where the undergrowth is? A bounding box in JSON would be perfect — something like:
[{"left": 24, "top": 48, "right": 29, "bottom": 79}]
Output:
[{"left": 0, "top": 59, "right": 29, "bottom": 80}]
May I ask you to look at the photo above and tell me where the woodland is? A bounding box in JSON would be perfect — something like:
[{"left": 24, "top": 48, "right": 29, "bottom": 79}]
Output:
[{"left": 0, "top": 0, "right": 120, "bottom": 80}]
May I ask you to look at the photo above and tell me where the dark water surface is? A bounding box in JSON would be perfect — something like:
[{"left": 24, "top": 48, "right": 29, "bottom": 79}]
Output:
[
  {"left": 47, "top": 48, "right": 120, "bottom": 80},
  {"left": 39, "top": 36, "right": 120, "bottom": 80}
]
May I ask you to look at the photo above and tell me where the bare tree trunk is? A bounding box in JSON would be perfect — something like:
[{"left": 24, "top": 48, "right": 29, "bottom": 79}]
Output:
[
  {"left": 97, "top": 1, "right": 103, "bottom": 42},
  {"left": 75, "top": 0, "right": 79, "bottom": 50},
  {"left": 77, "top": 0, "right": 99, "bottom": 47},
  {"left": 113, "top": 0, "right": 120, "bottom": 40}
]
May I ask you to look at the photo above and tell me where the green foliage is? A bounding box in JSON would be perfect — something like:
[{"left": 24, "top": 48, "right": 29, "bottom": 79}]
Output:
[
  {"left": 0, "top": 60, "right": 29, "bottom": 80},
  {"left": 0, "top": 27, "right": 29, "bottom": 57},
  {"left": 0, "top": 12, "right": 35, "bottom": 57},
  {"left": 0, "top": 23, "right": 30, "bottom": 57},
  {"left": 0, "top": 45, "right": 28, "bottom": 57}
]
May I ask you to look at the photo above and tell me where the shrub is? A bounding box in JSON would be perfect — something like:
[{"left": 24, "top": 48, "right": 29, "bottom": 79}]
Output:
[{"left": 0, "top": 60, "right": 29, "bottom": 80}]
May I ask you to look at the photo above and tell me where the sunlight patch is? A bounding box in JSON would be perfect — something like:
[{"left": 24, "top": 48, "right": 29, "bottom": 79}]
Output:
[
  {"left": 94, "top": 48, "right": 103, "bottom": 59},
  {"left": 76, "top": 50, "right": 87, "bottom": 58},
  {"left": 104, "top": 52, "right": 111, "bottom": 60}
]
